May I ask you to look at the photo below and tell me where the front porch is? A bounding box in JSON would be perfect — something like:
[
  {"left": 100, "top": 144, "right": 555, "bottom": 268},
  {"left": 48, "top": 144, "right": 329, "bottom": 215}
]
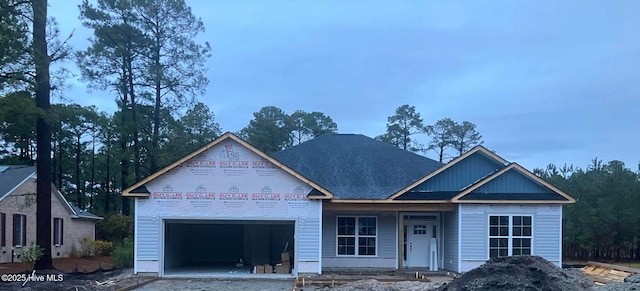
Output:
[{"left": 321, "top": 202, "right": 458, "bottom": 273}]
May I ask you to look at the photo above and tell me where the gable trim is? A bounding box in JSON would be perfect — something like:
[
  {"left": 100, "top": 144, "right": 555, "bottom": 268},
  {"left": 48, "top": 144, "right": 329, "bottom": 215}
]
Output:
[
  {"left": 122, "top": 132, "right": 334, "bottom": 199},
  {"left": 451, "top": 163, "right": 576, "bottom": 204},
  {"left": 387, "top": 145, "right": 508, "bottom": 200}
]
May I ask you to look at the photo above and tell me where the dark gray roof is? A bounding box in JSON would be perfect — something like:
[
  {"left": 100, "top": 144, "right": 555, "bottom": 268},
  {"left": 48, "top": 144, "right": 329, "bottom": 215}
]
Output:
[
  {"left": 271, "top": 134, "right": 443, "bottom": 199},
  {"left": 0, "top": 165, "right": 35, "bottom": 199},
  {"left": 71, "top": 206, "right": 103, "bottom": 220}
]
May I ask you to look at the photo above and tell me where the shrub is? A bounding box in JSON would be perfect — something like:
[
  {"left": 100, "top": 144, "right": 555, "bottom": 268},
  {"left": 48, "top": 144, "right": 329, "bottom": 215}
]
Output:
[
  {"left": 19, "top": 242, "right": 44, "bottom": 270},
  {"left": 94, "top": 240, "right": 114, "bottom": 256},
  {"left": 96, "top": 214, "right": 133, "bottom": 242},
  {"left": 111, "top": 237, "right": 133, "bottom": 268},
  {"left": 79, "top": 237, "right": 95, "bottom": 257}
]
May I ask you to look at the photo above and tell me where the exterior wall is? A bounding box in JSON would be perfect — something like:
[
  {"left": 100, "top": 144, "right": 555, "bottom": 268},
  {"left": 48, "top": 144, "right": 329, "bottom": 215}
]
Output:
[
  {"left": 321, "top": 211, "right": 396, "bottom": 270},
  {"left": 134, "top": 140, "right": 322, "bottom": 275},
  {"left": 443, "top": 207, "right": 459, "bottom": 272},
  {"left": 412, "top": 153, "right": 504, "bottom": 192},
  {"left": 475, "top": 170, "right": 550, "bottom": 193},
  {"left": 0, "top": 178, "right": 96, "bottom": 263},
  {"left": 459, "top": 204, "right": 563, "bottom": 272}
]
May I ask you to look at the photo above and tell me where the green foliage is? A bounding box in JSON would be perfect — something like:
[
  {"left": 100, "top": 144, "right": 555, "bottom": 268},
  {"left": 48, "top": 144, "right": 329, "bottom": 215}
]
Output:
[
  {"left": 425, "top": 118, "right": 456, "bottom": 162},
  {"left": 450, "top": 121, "right": 483, "bottom": 155},
  {"left": 96, "top": 214, "right": 133, "bottom": 242},
  {"left": 290, "top": 110, "right": 338, "bottom": 145},
  {"left": 19, "top": 242, "right": 44, "bottom": 269},
  {"left": 111, "top": 237, "right": 134, "bottom": 268},
  {"left": 376, "top": 104, "right": 425, "bottom": 152},
  {"left": 536, "top": 160, "right": 640, "bottom": 261},
  {"left": 79, "top": 237, "right": 114, "bottom": 257},
  {"left": 241, "top": 106, "right": 293, "bottom": 154}
]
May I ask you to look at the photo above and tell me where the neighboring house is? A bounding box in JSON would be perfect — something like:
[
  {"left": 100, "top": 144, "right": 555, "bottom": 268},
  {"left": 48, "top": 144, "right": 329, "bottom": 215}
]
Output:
[
  {"left": 0, "top": 165, "right": 103, "bottom": 263},
  {"left": 123, "top": 132, "right": 574, "bottom": 276}
]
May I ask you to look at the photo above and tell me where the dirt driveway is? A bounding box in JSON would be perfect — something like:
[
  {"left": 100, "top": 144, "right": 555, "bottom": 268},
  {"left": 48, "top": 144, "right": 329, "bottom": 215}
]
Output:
[{"left": 134, "top": 278, "right": 295, "bottom": 291}]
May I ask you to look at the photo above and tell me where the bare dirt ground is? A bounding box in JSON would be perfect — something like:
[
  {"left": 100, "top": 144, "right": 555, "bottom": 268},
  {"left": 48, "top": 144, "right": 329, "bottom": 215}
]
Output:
[
  {"left": 134, "top": 278, "right": 295, "bottom": 291},
  {"left": 0, "top": 257, "right": 155, "bottom": 290}
]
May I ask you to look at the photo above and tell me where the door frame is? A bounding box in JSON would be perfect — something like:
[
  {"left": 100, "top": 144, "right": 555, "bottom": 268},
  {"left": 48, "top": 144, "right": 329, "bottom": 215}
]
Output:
[{"left": 398, "top": 212, "right": 440, "bottom": 269}]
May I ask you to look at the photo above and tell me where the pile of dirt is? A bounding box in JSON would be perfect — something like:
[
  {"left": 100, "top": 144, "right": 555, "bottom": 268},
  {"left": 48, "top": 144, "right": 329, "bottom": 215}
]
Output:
[{"left": 437, "top": 255, "right": 595, "bottom": 291}]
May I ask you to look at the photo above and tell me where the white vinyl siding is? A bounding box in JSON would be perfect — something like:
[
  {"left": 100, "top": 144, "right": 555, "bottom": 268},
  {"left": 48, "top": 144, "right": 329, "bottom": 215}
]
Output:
[{"left": 459, "top": 204, "right": 563, "bottom": 272}]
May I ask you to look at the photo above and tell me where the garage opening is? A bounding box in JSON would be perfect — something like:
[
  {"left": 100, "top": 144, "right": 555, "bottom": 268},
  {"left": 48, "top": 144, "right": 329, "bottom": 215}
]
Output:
[{"left": 163, "top": 220, "right": 295, "bottom": 276}]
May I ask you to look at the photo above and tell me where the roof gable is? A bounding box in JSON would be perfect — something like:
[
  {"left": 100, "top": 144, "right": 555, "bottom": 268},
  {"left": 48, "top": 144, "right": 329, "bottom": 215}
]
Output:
[
  {"left": 452, "top": 163, "right": 576, "bottom": 203},
  {"left": 272, "top": 134, "right": 443, "bottom": 199},
  {"left": 0, "top": 165, "right": 36, "bottom": 200},
  {"left": 122, "top": 132, "right": 333, "bottom": 198},
  {"left": 391, "top": 146, "right": 507, "bottom": 200}
]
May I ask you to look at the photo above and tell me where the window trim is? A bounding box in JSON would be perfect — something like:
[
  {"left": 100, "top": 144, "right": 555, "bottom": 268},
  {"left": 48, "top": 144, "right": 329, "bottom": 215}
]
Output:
[
  {"left": 487, "top": 214, "right": 533, "bottom": 259},
  {"left": 53, "top": 218, "right": 64, "bottom": 246},
  {"left": 13, "top": 214, "right": 27, "bottom": 247},
  {"left": 336, "top": 216, "right": 378, "bottom": 257}
]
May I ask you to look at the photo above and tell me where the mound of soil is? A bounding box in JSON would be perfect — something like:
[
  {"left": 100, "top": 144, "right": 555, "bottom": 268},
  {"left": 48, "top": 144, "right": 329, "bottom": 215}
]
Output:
[{"left": 437, "top": 255, "right": 595, "bottom": 291}]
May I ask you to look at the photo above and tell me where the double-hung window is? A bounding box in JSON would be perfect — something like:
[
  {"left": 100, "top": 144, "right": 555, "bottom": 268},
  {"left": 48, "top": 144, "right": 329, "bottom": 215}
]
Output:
[
  {"left": 337, "top": 217, "right": 376, "bottom": 256},
  {"left": 489, "top": 215, "right": 532, "bottom": 258},
  {"left": 53, "top": 218, "right": 64, "bottom": 246},
  {"left": 13, "top": 214, "right": 26, "bottom": 247}
]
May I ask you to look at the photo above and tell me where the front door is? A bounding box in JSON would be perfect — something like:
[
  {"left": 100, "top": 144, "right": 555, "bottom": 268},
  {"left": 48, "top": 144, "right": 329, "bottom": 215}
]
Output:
[{"left": 405, "top": 221, "right": 436, "bottom": 267}]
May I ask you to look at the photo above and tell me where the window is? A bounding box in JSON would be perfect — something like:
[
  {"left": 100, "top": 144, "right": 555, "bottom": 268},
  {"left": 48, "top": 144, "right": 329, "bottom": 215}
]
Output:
[
  {"left": 13, "top": 214, "right": 26, "bottom": 247},
  {"left": 337, "top": 217, "right": 376, "bottom": 256},
  {"left": 1, "top": 213, "right": 5, "bottom": 247},
  {"left": 489, "top": 215, "right": 532, "bottom": 258},
  {"left": 53, "top": 218, "right": 64, "bottom": 246}
]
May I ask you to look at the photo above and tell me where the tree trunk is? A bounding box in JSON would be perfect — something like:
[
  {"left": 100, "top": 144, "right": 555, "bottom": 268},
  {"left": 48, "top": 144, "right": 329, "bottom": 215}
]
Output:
[
  {"left": 90, "top": 133, "right": 95, "bottom": 210},
  {"left": 75, "top": 135, "right": 82, "bottom": 207},
  {"left": 150, "top": 39, "right": 162, "bottom": 173},
  {"left": 33, "top": 0, "right": 53, "bottom": 270}
]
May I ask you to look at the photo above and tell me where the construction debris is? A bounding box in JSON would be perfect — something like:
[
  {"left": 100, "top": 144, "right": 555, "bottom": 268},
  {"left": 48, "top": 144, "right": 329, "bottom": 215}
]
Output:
[{"left": 581, "top": 261, "right": 638, "bottom": 285}]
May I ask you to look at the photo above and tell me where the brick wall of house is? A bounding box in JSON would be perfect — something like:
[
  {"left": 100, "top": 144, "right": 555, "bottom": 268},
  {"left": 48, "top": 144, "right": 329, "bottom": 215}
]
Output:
[{"left": 0, "top": 178, "right": 97, "bottom": 263}]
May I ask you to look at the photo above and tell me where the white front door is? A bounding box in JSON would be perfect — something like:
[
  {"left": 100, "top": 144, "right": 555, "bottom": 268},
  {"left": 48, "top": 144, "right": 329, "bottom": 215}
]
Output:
[{"left": 406, "top": 221, "right": 436, "bottom": 267}]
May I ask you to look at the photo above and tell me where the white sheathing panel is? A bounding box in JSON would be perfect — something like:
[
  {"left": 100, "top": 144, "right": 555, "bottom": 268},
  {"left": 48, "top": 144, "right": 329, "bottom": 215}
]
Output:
[
  {"left": 459, "top": 204, "right": 563, "bottom": 272},
  {"left": 134, "top": 140, "right": 322, "bottom": 274}
]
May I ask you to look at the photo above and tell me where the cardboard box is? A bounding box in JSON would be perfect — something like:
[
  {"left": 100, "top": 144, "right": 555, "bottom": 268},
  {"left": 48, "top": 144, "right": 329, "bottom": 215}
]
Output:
[
  {"left": 281, "top": 252, "right": 290, "bottom": 262},
  {"left": 275, "top": 263, "right": 290, "bottom": 274},
  {"left": 255, "top": 265, "right": 264, "bottom": 274},
  {"left": 264, "top": 264, "right": 273, "bottom": 273}
]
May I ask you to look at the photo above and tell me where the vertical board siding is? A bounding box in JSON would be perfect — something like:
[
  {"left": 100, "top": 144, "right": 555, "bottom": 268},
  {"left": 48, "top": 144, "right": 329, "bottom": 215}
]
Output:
[
  {"left": 137, "top": 216, "right": 160, "bottom": 260},
  {"left": 534, "top": 214, "right": 561, "bottom": 261},
  {"left": 413, "top": 153, "right": 503, "bottom": 192},
  {"left": 443, "top": 210, "right": 459, "bottom": 272},
  {"left": 460, "top": 213, "right": 486, "bottom": 260},
  {"left": 475, "top": 170, "right": 550, "bottom": 193},
  {"left": 298, "top": 217, "right": 321, "bottom": 260}
]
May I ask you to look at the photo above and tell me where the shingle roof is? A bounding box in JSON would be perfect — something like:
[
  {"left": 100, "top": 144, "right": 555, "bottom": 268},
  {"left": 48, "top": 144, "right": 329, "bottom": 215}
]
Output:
[
  {"left": 71, "top": 206, "right": 104, "bottom": 220},
  {"left": 271, "top": 134, "right": 443, "bottom": 199},
  {"left": 0, "top": 165, "right": 35, "bottom": 199}
]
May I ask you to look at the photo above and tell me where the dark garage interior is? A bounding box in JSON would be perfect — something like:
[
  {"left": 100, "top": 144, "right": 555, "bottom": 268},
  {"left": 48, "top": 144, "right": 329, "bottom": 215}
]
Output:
[{"left": 164, "top": 220, "right": 294, "bottom": 275}]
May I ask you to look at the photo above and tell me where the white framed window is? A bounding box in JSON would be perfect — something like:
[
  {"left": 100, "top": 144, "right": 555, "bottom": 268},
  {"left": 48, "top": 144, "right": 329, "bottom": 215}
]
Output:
[
  {"left": 13, "top": 214, "right": 26, "bottom": 247},
  {"left": 337, "top": 216, "right": 377, "bottom": 256},
  {"left": 53, "top": 218, "right": 64, "bottom": 246},
  {"left": 489, "top": 215, "right": 532, "bottom": 258}
]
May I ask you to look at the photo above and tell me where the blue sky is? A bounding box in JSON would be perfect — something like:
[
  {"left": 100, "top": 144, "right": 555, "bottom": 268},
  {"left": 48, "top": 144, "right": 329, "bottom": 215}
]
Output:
[{"left": 49, "top": 0, "right": 640, "bottom": 171}]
